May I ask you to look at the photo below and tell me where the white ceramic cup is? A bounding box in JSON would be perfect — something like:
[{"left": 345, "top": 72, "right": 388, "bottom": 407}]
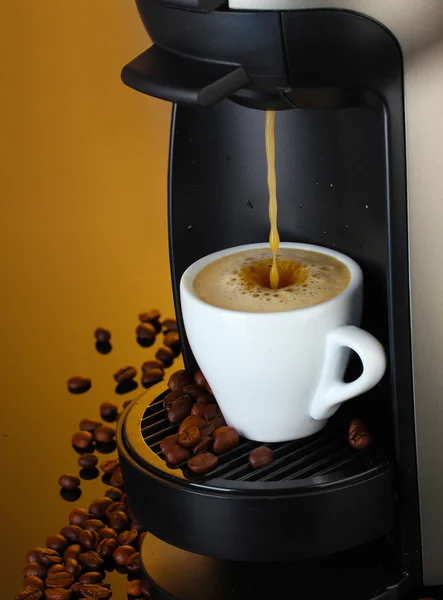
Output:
[{"left": 180, "top": 242, "right": 386, "bottom": 442}]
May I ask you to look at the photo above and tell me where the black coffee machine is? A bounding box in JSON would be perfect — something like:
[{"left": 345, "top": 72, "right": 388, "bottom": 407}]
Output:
[{"left": 117, "top": 2, "right": 439, "bottom": 598}]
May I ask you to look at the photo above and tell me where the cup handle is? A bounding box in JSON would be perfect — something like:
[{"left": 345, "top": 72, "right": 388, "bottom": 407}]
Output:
[{"left": 309, "top": 325, "right": 387, "bottom": 421}]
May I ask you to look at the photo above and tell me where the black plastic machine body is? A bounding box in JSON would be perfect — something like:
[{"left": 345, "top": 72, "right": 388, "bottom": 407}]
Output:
[{"left": 117, "top": 1, "right": 436, "bottom": 598}]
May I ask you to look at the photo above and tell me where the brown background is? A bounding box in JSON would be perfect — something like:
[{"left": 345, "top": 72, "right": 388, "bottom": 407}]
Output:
[{"left": 0, "top": 1, "right": 175, "bottom": 596}]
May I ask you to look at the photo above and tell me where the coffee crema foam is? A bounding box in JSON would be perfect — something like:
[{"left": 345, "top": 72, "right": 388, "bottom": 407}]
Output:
[{"left": 193, "top": 248, "right": 351, "bottom": 313}]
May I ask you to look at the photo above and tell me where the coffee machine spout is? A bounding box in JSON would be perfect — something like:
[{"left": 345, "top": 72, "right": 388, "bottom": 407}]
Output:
[{"left": 121, "top": 45, "right": 249, "bottom": 107}]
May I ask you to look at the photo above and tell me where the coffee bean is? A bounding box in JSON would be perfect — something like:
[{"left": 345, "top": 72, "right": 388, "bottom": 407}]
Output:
[
  {"left": 89, "top": 497, "right": 114, "bottom": 519},
  {"left": 104, "top": 487, "right": 122, "bottom": 502},
  {"left": 141, "top": 359, "right": 164, "bottom": 373},
  {"left": 44, "top": 590, "right": 71, "bottom": 600},
  {"left": 64, "top": 558, "right": 81, "bottom": 577},
  {"left": 78, "top": 584, "right": 111, "bottom": 600},
  {"left": 210, "top": 414, "right": 226, "bottom": 429},
  {"left": 33, "top": 548, "right": 63, "bottom": 567},
  {"left": 136, "top": 323, "right": 156, "bottom": 341},
  {"left": 194, "top": 370, "right": 208, "bottom": 388},
  {"left": 187, "top": 453, "right": 218, "bottom": 474},
  {"left": 47, "top": 565, "right": 65, "bottom": 576},
  {"left": 167, "top": 396, "right": 192, "bottom": 424},
  {"left": 98, "top": 527, "right": 117, "bottom": 540},
  {"left": 45, "top": 570, "right": 74, "bottom": 589},
  {"left": 68, "top": 509, "right": 91, "bottom": 527},
  {"left": 138, "top": 531, "right": 146, "bottom": 548},
  {"left": 107, "top": 510, "right": 129, "bottom": 531},
  {"left": 60, "top": 526, "right": 83, "bottom": 544},
  {"left": 163, "top": 444, "right": 192, "bottom": 465},
  {"left": 113, "top": 366, "right": 137, "bottom": 383},
  {"left": 16, "top": 591, "right": 43, "bottom": 600},
  {"left": 78, "top": 572, "right": 104, "bottom": 584},
  {"left": 141, "top": 368, "right": 164, "bottom": 386},
  {"left": 139, "top": 309, "right": 161, "bottom": 323},
  {"left": 349, "top": 418, "right": 374, "bottom": 450},
  {"left": 99, "top": 402, "right": 118, "bottom": 421},
  {"left": 213, "top": 427, "right": 239, "bottom": 454},
  {"left": 163, "top": 331, "right": 180, "bottom": 353},
  {"left": 109, "top": 467, "right": 124, "bottom": 488},
  {"left": 78, "top": 551, "right": 104, "bottom": 571},
  {"left": 67, "top": 377, "right": 91, "bottom": 394},
  {"left": 162, "top": 318, "right": 178, "bottom": 331},
  {"left": 104, "top": 501, "right": 125, "bottom": 518},
  {"left": 199, "top": 421, "right": 215, "bottom": 437},
  {"left": 79, "top": 419, "right": 103, "bottom": 433},
  {"left": 168, "top": 369, "right": 192, "bottom": 392},
  {"left": 113, "top": 544, "right": 136, "bottom": 566},
  {"left": 72, "top": 432, "right": 93, "bottom": 449},
  {"left": 96, "top": 538, "right": 118, "bottom": 559},
  {"left": 178, "top": 426, "right": 201, "bottom": 448},
  {"left": 117, "top": 529, "right": 138, "bottom": 546},
  {"left": 182, "top": 383, "right": 206, "bottom": 399},
  {"left": 127, "top": 579, "right": 142, "bottom": 597},
  {"left": 204, "top": 404, "right": 222, "bottom": 421},
  {"left": 45, "top": 536, "right": 67, "bottom": 555},
  {"left": 212, "top": 425, "right": 231, "bottom": 438},
  {"left": 126, "top": 551, "right": 141, "bottom": 572},
  {"left": 159, "top": 434, "right": 179, "bottom": 453},
  {"left": 59, "top": 474, "right": 81, "bottom": 490},
  {"left": 26, "top": 548, "right": 43, "bottom": 563},
  {"left": 99, "top": 460, "right": 119, "bottom": 475},
  {"left": 23, "top": 563, "right": 48, "bottom": 579},
  {"left": 141, "top": 578, "right": 152, "bottom": 597},
  {"left": 162, "top": 390, "right": 186, "bottom": 409},
  {"left": 23, "top": 576, "right": 45, "bottom": 590},
  {"left": 193, "top": 437, "right": 213, "bottom": 455},
  {"left": 79, "top": 529, "right": 100, "bottom": 550},
  {"left": 191, "top": 403, "right": 206, "bottom": 418},
  {"left": 155, "top": 346, "right": 174, "bottom": 366},
  {"left": 94, "top": 328, "right": 111, "bottom": 343},
  {"left": 196, "top": 393, "right": 216, "bottom": 404},
  {"left": 249, "top": 447, "right": 275, "bottom": 469},
  {"left": 178, "top": 415, "right": 206, "bottom": 434},
  {"left": 93, "top": 426, "right": 115, "bottom": 444},
  {"left": 63, "top": 545, "right": 82, "bottom": 561},
  {"left": 78, "top": 454, "right": 98, "bottom": 469},
  {"left": 82, "top": 520, "right": 105, "bottom": 533}
]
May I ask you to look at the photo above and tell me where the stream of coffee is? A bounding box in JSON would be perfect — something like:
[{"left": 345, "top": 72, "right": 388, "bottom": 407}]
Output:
[{"left": 265, "top": 110, "right": 280, "bottom": 289}]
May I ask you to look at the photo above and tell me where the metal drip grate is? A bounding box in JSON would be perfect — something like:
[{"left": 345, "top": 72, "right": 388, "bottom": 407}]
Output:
[{"left": 139, "top": 393, "right": 372, "bottom": 485}]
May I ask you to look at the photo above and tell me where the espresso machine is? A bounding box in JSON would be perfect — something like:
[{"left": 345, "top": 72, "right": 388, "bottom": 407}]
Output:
[{"left": 117, "top": 1, "right": 443, "bottom": 598}]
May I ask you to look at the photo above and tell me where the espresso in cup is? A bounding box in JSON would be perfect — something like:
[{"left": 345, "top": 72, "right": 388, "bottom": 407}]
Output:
[
  {"left": 181, "top": 242, "right": 386, "bottom": 442},
  {"left": 193, "top": 248, "right": 351, "bottom": 313}
]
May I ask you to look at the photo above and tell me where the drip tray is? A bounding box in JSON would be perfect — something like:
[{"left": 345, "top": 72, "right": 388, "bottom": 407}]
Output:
[{"left": 118, "top": 385, "right": 395, "bottom": 562}]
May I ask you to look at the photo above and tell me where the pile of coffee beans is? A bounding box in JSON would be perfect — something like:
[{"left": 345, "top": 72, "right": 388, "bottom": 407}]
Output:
[
  {"left": 157, "top": 369, "right": 277, "bottom": 475},
  {"left": 17, "top": 483, "right": 152, "bottom": 599},
  {"left": 157, "top": 369, "right": 374, "bottom": 476}
]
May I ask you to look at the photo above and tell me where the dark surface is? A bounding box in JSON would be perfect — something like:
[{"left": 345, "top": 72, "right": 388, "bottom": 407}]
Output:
[{"left": 140, "top": 532, "right": 410, "bottom": 600}]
